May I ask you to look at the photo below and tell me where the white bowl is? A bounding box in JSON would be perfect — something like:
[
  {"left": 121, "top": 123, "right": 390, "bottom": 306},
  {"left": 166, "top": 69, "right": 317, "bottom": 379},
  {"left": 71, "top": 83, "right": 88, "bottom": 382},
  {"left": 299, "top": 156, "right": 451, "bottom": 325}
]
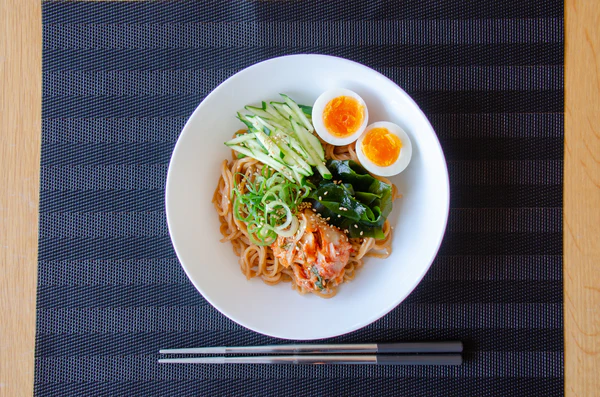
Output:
[{"left": 166, "top": 54, "right": 449, "bottom": 340}]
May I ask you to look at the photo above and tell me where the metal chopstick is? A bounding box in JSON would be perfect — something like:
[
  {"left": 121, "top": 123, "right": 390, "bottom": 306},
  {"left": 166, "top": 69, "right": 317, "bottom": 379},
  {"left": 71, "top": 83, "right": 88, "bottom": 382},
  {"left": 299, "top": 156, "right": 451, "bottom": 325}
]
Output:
[
  {"left": 158, "top": 354, "right": 462, "bottom": 366},
  {"left": 159, "top": 341, "right": 462, "bottom": 355}
]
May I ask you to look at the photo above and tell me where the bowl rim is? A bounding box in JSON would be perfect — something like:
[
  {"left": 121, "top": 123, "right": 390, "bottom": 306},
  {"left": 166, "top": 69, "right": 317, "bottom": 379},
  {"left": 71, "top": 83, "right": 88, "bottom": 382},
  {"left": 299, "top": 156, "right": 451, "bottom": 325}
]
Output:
[{"left": 165, "top": 54, "right": 450, "bottom": 340}]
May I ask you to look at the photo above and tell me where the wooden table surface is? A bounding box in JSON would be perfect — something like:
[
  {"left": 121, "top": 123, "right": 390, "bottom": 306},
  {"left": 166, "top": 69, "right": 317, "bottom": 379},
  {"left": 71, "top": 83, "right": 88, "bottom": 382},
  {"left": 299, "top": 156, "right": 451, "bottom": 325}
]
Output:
[{"left": 1, "top": 1, "right": 598, "bottom": 395}]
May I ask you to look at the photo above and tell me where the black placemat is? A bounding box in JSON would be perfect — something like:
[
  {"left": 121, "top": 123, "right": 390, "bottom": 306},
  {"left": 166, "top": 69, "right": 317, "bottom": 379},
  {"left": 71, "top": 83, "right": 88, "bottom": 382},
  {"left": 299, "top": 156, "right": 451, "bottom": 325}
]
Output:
[{"left": 37, "top": 1, "right": 564, "bottom": 395}]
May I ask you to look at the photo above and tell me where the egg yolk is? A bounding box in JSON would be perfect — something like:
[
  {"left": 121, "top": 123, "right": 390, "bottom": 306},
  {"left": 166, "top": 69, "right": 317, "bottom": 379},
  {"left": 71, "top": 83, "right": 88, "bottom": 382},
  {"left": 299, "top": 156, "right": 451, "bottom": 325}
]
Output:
[
  {"left": 361, "top": 127, "right": 402, "bottom": 167},
  {"left": 323, "top": 96, "right": 365, "bottom": 137}
]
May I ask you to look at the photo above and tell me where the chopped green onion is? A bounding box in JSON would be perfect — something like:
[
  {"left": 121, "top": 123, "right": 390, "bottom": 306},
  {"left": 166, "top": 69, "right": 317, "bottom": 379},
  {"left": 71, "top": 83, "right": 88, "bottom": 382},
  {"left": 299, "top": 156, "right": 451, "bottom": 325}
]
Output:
[{"left": 232, "top": 167, "right": 309, "bottom": 246}]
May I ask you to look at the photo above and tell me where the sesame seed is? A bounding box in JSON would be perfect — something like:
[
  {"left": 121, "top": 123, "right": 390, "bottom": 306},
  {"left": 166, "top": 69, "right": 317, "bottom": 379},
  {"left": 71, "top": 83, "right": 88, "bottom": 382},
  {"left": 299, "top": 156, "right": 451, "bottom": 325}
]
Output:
[
  {"left": 338, "top": 215, "right": 341, "bottom": 218},
  {"left": 354, "top": 225, "right": 358, "bottom": 228},
  {"left": 319, "top": 196, "right": 322, "bottom": 200},
  {"left": 360, "top": 231, "right": 363, "bottom": 236},
  {"left": 324, "top": 191, "right": 328, "bottom": 195}
]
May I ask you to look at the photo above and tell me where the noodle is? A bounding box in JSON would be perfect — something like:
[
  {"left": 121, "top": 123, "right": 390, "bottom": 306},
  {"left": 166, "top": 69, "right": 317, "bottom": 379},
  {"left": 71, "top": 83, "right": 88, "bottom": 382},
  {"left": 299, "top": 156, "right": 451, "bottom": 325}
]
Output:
[{"left": 212, "top": 141, "right": 399, "bottom": 298}]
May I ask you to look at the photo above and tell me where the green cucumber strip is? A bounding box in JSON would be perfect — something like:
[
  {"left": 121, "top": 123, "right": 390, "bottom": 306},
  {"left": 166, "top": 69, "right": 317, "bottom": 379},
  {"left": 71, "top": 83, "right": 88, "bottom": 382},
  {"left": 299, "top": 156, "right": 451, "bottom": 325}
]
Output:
[
  {"left": 271, "top": 103, "right": 318, "bottom": 163},
  {"left": 272, "top": 129, "right": 311, "bottom": 162},
  {"left": 239, "top": 114, "right": 264, "bottom": 133},
  {"left": 289, "top": 164, "right": 311, "bottom": 177},
  {"left": 290, "top": 168, "right": 304, "bottom": 185},
  {"left": 225, "top": 132, "right": 257, "bottom": 146},
  {"left": 315, "top": 162, "right": 332, "bottom": 179},
  {"left": 282, "top": 153, "right": 297, "bottom": 167},
  {"left": 290, "top": 118, "right": 325, "bottom": 165},
  {"left": 245, "top": 138, "right": 267, "bottom": 154},
  {"left": 236, "top": 112, "right": 258, "bottom": 132},
  {"left": 254, "top": 130, "right": 283, "bottom": 159},
  {"left": 227, "top": 145, "right": 293, "bottom": 181},
  {"left": 279, "top": 145, "right": 312, "bottom": 175},
  {"left": 272, "top": 132, "right": 312, "bottom": 174},
  {"left": 245, "top": 105, "right": 271, "bottom": 118},
  {"left": 305, "top": 131, "right": 325, "bottom": 161},
  {"left": 245, "top": 105, "right": 289, "bottom": 131},
  {"left": 251, "top": 101, "right": 290, "bottom": 126},
  {"left": 290, "top": 119, "right": 331, "bottom": 179},
  {"left": 281, "top": 94, "right": 314, "bottom": 132},
  {"left": 271, "top": 102, "right": 295, "bottom": 120},
  {"left": 284, "top": 122, "right": 315, "bottom": 165},
  {"left": 253, "top": 115, "right": 287, "bottom": 133},
  {"left": 288, "top": 139, "right": 311, "bottom": 162},
  {"left": 265, "top": 103, "right": 290, "bottom": 125},
  {"left": 314, "top": 160, "right": 332, "bottom": 179}
]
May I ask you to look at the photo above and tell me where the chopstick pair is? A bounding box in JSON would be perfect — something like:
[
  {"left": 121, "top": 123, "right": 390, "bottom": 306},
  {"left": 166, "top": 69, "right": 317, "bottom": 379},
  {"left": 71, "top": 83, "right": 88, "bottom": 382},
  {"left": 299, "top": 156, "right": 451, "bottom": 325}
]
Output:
[{"left": 159, "top": 342, "right": 463, "bottom": 366}]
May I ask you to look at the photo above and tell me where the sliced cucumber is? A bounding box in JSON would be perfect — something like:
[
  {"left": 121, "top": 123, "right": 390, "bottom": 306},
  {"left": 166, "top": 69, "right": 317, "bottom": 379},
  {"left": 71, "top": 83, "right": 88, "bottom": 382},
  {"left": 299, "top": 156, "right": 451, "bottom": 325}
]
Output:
[
  {"left": 231, "top": 95, "right": 331, "bottom": 183},
  {"left": 253, "top": 115, "right": 287, "bottom": 134},
  {"left": 272, "top": 131, "right": 312, "bottom": 168},
  {"left": 236, "top": 112, "right": 258, "bottom": 132},
  {"left": 226, "top": 145, "right": 291, "bottom": 178},
  {"left": 224, "top": 132, "right": 257, "bottom": 146},
  {"left": 290, "top": 168, "right": 306, "bottom": 188},
  {"left": 265, "top": 103, "right": 290, "bottom": 125},
  {"left": 271, "top": 102, "right": 295, "bottom": 119},
  {"left": 288, "top": 118, "right": 325, "bottom": 164},
  {"left": 281, "top": 94, "right": 314, "bottom": 132},
  {"left": 245, "top": 106, "right": 289, "bottom": 132},
  {"left": 274, "top": 134, "right": 312, "bottom": 175},
  {"left": 272, "top": 129, "right": 310, "bottom": 161},
  {"left": 245, "top": 136, "right": 271, "bottom": 156},
  {"left": 305, "top": 131, "right": 325, "bottom": 161},
  {"left": 290, "top": 119, "right": 331, "bottom": 179},
  {"left": 238, "top": 113, "right": 264, "bottom": 133},
  {"left": 254, "top": 130, "right": 283, "bottom": 160},
  {"left": 244, "top": 103, "right": 274, "bottom": 120}
]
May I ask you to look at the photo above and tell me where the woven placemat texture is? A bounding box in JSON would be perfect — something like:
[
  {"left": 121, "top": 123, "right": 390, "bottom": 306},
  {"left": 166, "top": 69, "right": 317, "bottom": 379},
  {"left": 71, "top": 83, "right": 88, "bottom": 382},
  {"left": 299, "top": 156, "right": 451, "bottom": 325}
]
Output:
[{"left": 37, "top": 1, "right": 563, "bottom": 395}]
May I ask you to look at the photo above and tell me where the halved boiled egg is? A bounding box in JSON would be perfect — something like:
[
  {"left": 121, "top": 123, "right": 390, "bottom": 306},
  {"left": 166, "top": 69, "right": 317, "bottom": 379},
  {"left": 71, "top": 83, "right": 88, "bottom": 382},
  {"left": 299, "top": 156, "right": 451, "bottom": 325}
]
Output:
[
  {"left": 356, "top": 121, "right": 412, "bottom": 177},
  {"left": 312, "top": 88, "right": 369, "bottom": 146}
]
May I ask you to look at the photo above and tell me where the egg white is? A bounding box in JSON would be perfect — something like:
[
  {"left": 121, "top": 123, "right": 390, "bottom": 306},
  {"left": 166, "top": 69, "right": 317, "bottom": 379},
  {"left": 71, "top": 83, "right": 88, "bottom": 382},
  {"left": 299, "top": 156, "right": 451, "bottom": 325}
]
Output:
[
  {"left": 356, "top": 121, "right": 413, "bottom": 177},
  {"left": 311, "top": 88, "right": 369, "bottom": 146}
]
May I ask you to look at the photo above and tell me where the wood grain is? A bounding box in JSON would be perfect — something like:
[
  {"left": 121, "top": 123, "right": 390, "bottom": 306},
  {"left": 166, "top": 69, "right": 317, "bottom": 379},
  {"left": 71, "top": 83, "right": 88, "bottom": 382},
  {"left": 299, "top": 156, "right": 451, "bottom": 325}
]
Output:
[
  {"left": 0, "top": 1, "right": 598, "bottom": 396},
  {"left": 565, "top": 1, "right": 600, "bottom": 396},
  {"left": 0, "top": 0, "right": 42, "bottom": 396}
]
